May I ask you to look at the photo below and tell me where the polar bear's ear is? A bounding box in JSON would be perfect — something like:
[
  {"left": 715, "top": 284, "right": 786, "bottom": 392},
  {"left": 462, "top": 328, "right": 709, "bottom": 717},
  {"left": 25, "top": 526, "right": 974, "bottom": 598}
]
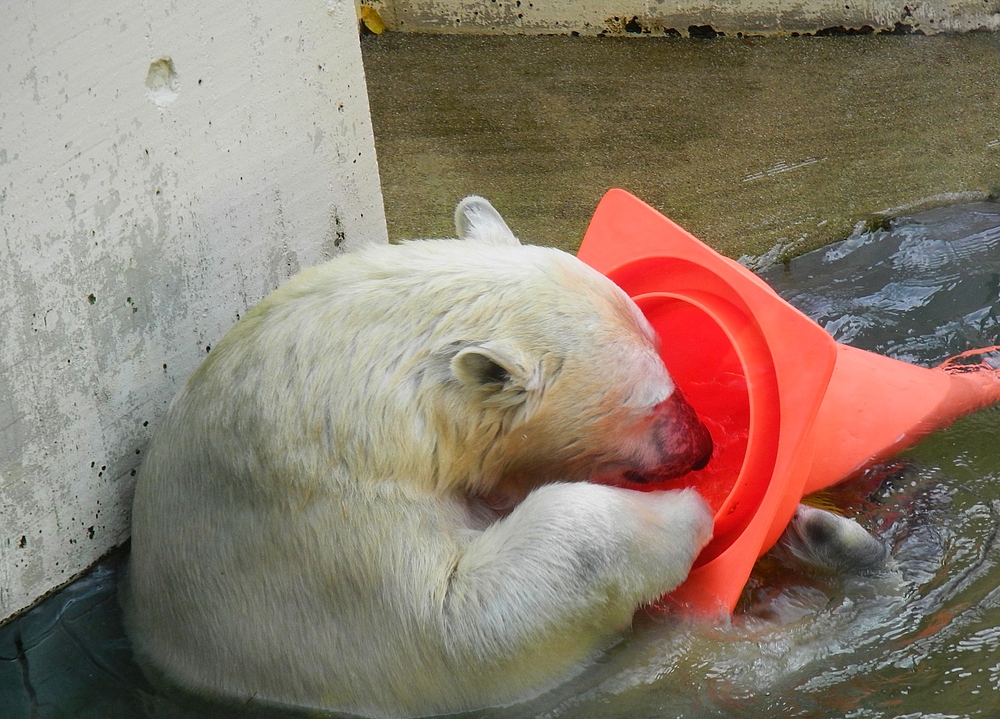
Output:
[
  {"left": 454, "top": 196, "right": 520, "bottom": 246},
  {"left": 451, "top": 344, "right": 560, "bottom": 423},
  {"left": 451, "top": 343, "right": 535, "bottom": 410},
  {"left": 452, "top": 344, "right": 524, "bottom": 391}
]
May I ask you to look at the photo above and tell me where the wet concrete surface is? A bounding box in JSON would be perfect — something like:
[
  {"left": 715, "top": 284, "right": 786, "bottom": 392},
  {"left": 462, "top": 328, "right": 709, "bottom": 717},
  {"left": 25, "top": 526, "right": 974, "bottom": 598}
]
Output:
[{"left": 361, "top": 32, "right": 1000, "bottom": 261}]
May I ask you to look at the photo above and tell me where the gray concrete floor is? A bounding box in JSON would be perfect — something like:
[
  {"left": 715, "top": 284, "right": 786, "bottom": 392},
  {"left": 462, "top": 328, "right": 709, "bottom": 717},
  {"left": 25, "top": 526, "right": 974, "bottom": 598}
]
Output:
[{"left": 361, "top": 33, "right": 1000, "bottom": 261}]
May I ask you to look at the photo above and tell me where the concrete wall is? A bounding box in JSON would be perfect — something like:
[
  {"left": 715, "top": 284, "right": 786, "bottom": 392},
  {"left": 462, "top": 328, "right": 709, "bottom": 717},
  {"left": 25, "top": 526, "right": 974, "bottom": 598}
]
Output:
[
  {"left": 367, "top": 0, "right": 1000, "bottom": 35},
  {"left": 0, "top": 0, "right": 386, "bottom": 621}
]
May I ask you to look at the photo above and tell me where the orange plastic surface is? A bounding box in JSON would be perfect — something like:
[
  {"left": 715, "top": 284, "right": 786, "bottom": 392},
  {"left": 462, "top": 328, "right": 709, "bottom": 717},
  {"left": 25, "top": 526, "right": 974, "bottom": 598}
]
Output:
[{"left": 578, "top": 189, "right": 1000, "bottom": 615}]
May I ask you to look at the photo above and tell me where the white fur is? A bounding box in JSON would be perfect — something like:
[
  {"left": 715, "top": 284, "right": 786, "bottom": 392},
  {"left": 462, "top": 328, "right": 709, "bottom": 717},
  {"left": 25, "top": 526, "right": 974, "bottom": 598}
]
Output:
[
  {"left": 780, "top": 505, "right": 888, "bottom": 574},
  {"left": 454, "top": 195, "right": 519, "bottom": 246},
  {"left": 125, "top": 199, "right": 712, "bottom": 718}
]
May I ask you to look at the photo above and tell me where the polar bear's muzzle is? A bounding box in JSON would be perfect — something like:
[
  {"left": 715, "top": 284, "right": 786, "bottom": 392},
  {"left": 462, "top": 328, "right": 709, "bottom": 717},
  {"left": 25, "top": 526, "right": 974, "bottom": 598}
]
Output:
[{"left": 638, "top": 390, "right": 714, "bottom": 481}]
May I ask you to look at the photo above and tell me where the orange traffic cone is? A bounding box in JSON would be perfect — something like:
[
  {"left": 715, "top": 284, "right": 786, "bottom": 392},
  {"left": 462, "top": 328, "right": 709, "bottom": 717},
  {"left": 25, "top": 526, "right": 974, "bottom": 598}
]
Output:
[{"left": 578, "top": 189, "right": 1000, "bottom": 615}]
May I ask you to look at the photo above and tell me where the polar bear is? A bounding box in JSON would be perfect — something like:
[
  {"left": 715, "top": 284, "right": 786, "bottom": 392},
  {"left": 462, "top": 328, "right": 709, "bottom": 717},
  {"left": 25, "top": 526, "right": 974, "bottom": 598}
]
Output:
[
  {"left": 125, "top": 197, "right": 714, "bottom": 718},
  {"left": 778, "top": 504, "right": 888, "bottom": 574}
]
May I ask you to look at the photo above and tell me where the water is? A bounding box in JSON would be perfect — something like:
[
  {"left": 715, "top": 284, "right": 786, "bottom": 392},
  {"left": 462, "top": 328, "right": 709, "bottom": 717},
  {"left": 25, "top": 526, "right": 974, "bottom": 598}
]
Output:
[
  {"left": 3, "top": 201, "right": 1000, "bottom": 718},
  {"left": 759, "top": 202, "right": 1000, "bottom": 366}
]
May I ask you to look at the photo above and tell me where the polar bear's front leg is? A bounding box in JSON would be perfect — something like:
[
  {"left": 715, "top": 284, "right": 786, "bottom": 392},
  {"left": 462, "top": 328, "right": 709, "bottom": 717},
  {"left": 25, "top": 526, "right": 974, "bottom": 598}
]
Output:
[{"left": 442, "top": 482, "right": 712, "bottom": 686}]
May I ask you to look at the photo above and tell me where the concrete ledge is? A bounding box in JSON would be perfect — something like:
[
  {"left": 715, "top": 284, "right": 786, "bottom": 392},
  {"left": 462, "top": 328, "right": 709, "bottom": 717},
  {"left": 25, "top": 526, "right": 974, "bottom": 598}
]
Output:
[{"left": 365, "top": 0, "right": 1000, "bottom": 36}]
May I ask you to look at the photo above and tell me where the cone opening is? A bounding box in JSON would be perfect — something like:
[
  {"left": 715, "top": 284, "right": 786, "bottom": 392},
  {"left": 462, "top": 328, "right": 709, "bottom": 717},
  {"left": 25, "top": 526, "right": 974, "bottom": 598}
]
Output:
[{"left": 628, "top": 288, "right": 781, "bottom": 566}]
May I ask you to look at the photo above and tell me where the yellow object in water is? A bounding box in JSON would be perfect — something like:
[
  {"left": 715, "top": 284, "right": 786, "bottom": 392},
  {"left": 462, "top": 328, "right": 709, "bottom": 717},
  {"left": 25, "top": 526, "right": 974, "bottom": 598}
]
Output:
[{"left": 360, "top": 6, "right": 387, "bottom": 34}]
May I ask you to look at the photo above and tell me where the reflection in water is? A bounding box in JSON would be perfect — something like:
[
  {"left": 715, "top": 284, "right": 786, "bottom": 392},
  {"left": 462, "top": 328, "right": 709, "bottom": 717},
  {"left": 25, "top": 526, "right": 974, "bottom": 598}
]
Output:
[{"left": 2, "top": 202, "right": 1000, "bottom": 719}]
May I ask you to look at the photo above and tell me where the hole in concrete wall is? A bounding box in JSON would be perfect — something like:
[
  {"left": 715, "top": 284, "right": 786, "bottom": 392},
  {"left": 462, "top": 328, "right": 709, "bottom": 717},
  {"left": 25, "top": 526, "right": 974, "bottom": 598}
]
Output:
[
  {"left": 689, "top": 24, "right": 724, "bottom": 38},
  {"left": 815, "top": 24, "right": 875, "bottom": 35},
  {"left": 146, "top": 57, "right": 179, "bottom": 108}
]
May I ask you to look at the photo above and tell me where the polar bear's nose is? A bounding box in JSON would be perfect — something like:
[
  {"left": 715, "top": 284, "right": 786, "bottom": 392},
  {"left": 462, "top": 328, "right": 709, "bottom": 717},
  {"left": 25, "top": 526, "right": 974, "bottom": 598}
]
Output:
[{"left": 649, "top": 390, "right": 714, "bottom": 478}]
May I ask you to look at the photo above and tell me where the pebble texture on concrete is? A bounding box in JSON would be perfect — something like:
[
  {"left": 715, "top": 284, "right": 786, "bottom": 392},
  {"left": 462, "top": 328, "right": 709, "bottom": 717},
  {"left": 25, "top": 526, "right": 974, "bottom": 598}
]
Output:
[{"left": 367, "top": 0, "right": 1000, "bottom": 36}]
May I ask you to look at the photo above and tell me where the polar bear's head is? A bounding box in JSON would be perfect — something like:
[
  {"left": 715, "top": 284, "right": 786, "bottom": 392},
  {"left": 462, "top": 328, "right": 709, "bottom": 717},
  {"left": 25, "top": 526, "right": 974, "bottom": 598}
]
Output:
[
  {"left": 423, "top": 197, "right": 713, "bottom": 497},
  {"left": 239, "top": 197, "right": 713, "bottom": 499}
]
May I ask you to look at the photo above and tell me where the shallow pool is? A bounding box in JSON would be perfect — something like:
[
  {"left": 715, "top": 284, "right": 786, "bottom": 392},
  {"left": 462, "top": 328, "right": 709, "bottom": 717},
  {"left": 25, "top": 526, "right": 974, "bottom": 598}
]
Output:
[{"left": 3, "top": 201, "right": 1000, "bottom": 718}]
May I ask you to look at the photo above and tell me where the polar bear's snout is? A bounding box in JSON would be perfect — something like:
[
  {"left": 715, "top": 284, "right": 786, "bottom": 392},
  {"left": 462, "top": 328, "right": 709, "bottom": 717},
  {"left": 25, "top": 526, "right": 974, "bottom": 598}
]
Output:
[{"left": 647, "top": 389, "right": 713, "bottom": 479}]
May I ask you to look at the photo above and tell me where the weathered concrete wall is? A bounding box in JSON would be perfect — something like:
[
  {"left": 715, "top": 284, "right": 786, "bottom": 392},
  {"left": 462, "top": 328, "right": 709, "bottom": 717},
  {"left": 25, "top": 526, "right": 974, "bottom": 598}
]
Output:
[
  {"left": 0, "top": 0, "right": 386, "bottom": 621},
  {"left": 366, "top": 0, "right": 1000, "bottom": 35}
]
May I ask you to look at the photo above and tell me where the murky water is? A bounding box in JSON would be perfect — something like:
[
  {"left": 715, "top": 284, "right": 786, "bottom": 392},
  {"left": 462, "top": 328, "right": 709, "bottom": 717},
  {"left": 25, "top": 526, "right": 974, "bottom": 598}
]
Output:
[{"left": 3, "top": 201, "right": 1000, "bottom": 718}]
